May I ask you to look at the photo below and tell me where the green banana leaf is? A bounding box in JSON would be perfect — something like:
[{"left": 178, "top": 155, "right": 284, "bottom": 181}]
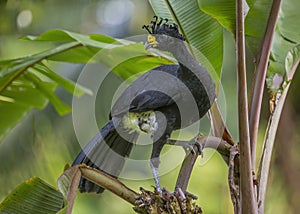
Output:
[
  {"left": 198, "top": 0, "right": 300, "bottom": 94},
  {"left": 148, "top": 0, "right": 223, "bottom": 80},
  {"left": 0, "top": 30, "right": 172, "bottom": 141},
  {"left": 0, "top": 177, "right": 64, "bottom": 214},
  {"left": 198, "top": 0, "right": 236, "bottom": 34},
  {"left": 267, "top": 0, "right": 300, "bottom": 93}
]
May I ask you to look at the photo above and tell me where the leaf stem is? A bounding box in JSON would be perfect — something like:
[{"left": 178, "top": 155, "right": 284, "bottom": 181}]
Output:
[
  {"left": 249, "top": 0, "right": 282, "bottom": 164},
  {"left": 209, "top": 102, "right": 235, "bottom": 147},
  {"left": 257, "top": 59, "right": 299, "bottom": 213},
  {"left": 236, "top": 0, "right": 257, "bottom": 212},
  {"left": 65, "top": 168, "right": 81, "bottom": 214}
]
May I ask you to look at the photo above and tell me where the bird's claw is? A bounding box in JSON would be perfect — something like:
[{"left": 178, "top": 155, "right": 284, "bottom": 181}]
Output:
[
  {"left": 155, "top": 186, "right": 162, "bottom": 194},
  {"left": 183, "top": 139, "right": 203, "bottom": 157}
]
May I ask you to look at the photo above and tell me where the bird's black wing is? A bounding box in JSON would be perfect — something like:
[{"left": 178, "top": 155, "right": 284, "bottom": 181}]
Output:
[
  {"left": 128, "top": 90, "right": 179, "bottom": 112},
  {"left": 111, "top": 65, "right": 182, "bottom": 116}
]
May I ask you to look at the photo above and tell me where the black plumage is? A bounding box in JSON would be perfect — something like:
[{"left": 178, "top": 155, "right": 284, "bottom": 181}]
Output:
[{"left": 72, "top": 17, "right": 216, "bottom": 193}]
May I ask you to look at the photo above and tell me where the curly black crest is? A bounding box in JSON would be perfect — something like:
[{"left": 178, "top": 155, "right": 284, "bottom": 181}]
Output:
[{"left": 142, "top": 16, "right": 185, "bottom": 41}]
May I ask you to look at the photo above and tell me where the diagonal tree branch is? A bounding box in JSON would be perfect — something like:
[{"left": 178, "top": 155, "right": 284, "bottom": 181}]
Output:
[
  {"left": 80, "top": 166, "right": 139, "bottom": 205},
  {"left": 174, "top": 136, "right": 232, "bottom": 192}
]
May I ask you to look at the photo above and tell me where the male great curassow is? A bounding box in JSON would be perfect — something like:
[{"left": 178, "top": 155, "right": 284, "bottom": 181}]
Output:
[{"left": 72, "top": 16, "right": 216, "bottom": 193}]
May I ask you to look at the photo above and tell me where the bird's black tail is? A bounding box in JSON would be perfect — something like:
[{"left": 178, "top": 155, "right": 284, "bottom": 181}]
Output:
[{"left": 72, "top": 120, "right": 138, "bottom": 193}]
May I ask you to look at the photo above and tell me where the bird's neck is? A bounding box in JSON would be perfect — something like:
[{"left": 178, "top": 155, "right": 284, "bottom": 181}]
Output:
[
  {"left": 171, "top": 42, "right": 196, "bottom": 68},
  {"left": 171, "top": 42, "right": 216, "bottom": 104}
]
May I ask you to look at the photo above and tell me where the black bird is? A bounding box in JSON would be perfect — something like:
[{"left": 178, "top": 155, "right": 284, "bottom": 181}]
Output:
[{"left": 72, "top": 17, "right": 216, "bottom": 193}]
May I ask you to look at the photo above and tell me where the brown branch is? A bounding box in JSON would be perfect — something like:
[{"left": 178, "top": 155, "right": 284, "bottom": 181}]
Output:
[
  {"left": 236, "top": 0, "right": 257, "bottom": 212},
  {"left": 175, "top": 143, "right": 199, "bottom": 192},
  {"left": 65, "top": 168, "right": 81, "bottom": 214},
  {"left": 249, "top": 0, "right": 282, "bottom": 164},
  {"left": 174, "top": 136, "right": 232, "bottom": 192},
  {"left": 63, "top": 135, "right": 236, "bottom": 213},
  {"left": 61, "top": 164, "right": 202, "bottom": 213},
  {"left": 80, "top": 166, "right": 139, "bottom": 205},
  {"left": 228, "top": 145, "right": 240, "bottom": 214}
]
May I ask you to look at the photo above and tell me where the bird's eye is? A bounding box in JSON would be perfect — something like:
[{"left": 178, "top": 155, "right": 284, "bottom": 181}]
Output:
[{"left": 147, "top": 35, "right": 158, "bottom": 47}]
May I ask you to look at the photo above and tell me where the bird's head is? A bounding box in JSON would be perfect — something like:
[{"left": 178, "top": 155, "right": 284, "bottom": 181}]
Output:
[{"left": 143, "top": 16, "right": 185, "bottom": 51}]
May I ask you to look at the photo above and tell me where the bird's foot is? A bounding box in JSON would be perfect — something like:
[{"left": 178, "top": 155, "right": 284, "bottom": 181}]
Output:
[
  {"left": 182, "top": 139, "right": 203, "bottom": 157},
  {"left": 166, "top": 137, "right": 203, "bottom": 157},
  {"left": 154, "top": 185, "right": 162, "bottom": 194}
]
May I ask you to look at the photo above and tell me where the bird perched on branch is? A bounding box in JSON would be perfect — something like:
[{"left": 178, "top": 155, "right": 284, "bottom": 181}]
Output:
[{"left": 72, "top": 16, "right": 216, "bottom": 193}]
